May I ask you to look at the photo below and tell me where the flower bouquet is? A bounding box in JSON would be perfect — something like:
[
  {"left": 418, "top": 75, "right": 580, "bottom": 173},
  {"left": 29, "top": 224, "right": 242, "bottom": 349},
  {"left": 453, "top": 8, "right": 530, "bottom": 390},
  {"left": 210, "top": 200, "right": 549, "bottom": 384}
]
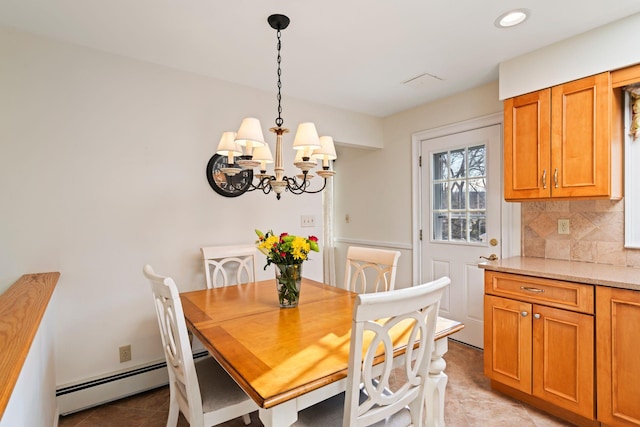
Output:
[{"left": 255, "top": 229, "right": 319, "bottom": 307}]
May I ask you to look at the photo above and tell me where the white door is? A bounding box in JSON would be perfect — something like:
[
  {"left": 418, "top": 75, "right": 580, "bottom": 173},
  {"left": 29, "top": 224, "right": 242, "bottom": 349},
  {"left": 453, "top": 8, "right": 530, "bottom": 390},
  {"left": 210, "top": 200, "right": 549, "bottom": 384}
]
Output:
[{"left": 420, "top": 124, "right": 502, "bottom": 348}]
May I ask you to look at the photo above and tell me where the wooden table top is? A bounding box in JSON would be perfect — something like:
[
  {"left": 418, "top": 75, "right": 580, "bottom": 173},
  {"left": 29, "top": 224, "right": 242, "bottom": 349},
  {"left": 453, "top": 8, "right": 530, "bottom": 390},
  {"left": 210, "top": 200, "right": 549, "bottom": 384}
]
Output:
[{"left": 181, "top": 278, "right": 463, "bottom": 409}]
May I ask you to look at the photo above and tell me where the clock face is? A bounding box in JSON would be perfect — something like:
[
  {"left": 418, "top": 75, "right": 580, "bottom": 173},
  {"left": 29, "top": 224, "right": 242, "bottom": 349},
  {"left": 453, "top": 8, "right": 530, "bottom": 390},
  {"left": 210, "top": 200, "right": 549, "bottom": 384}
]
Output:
[{"left": 206, "top": 154, "right": 254, "bottom": 197}]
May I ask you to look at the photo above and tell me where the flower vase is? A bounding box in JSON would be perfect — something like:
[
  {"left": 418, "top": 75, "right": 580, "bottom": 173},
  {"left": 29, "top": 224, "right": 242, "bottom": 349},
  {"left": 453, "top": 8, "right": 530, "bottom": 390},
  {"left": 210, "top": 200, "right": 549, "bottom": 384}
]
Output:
[{"left": 274, "top": 263, "right": 302, "bottom": 308}]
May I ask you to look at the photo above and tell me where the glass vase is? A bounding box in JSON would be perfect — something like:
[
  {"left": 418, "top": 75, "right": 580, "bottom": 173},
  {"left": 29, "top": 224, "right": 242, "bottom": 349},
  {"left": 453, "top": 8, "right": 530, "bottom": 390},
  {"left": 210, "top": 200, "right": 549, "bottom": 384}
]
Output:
[{"left": 274, "top": 263, "right": 302, "bottom": 308}]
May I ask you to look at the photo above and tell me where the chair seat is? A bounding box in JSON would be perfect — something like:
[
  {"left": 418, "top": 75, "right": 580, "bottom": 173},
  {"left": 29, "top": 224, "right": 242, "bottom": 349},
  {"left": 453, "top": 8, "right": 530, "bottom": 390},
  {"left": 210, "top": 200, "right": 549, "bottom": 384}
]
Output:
[
  {"left": 294, "top": 391, "right": 412, "bottom": 427},
  {"left": 196, "top": 357, "right": 256, "bottom": 414}
]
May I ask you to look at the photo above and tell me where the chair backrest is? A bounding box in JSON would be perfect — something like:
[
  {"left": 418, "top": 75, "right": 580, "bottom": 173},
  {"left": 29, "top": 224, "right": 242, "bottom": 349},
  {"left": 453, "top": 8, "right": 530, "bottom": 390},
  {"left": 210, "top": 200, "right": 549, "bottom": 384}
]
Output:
[
  {"left": 142, "top": 265, "right": 205, "bottom": 426},
  {"left": 343, "top": 276, "right": 450, "bottom": 427},
  {"left": 343, "top": 246, "right": 401, "bottom": 293},
  {"left": 201, "top": 245, "right": 257, "bottom": 289}
]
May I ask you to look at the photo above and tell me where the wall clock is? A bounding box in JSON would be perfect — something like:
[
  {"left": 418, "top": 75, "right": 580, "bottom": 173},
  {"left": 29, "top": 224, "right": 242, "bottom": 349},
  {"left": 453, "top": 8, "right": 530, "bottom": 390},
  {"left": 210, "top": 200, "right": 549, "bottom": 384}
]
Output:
[{"left": 206, "top": 154, "right": 254, "bottom": 197}]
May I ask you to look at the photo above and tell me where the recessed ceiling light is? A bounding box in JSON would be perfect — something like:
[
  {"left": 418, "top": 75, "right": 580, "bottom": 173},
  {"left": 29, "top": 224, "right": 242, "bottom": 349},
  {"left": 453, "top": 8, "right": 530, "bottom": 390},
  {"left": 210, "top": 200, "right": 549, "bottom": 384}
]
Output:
[{"left": 495, "top": 9, "right": 530, "bottom": 28}]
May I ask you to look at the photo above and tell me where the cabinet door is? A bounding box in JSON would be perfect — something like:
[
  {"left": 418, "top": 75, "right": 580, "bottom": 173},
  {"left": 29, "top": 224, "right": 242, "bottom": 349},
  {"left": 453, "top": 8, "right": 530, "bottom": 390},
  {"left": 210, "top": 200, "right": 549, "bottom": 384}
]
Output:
[
  {"left": 532, "top": 304, "right": 594, "bottom": 419},
  {"left": 597, "top": 287, "right": 640, "bottom": 427},
  {"left": 504, "top": 89, "right": 551, "bottom": 200},
  {"left": 550, "top": 72, "right": 611, "bottom": 198},
  {"left": 484, "top": 295, "right": 532, "bottom": 393}
]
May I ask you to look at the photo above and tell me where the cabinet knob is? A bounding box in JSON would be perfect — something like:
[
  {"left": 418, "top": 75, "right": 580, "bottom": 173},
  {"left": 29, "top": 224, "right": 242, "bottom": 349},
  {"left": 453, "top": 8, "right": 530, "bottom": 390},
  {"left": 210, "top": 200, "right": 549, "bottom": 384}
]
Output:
[
  {"left": 554, "top": 168, "right": 559, "bottom": 189},
  {"left": 542, "top": 169, "right": 547, "bottom": 189},
  {"left": 534, "top": 313, "right": 541, "bottom": 319},
  {"left": 521, "top": 311, "right": 528, "bottom": 317}
]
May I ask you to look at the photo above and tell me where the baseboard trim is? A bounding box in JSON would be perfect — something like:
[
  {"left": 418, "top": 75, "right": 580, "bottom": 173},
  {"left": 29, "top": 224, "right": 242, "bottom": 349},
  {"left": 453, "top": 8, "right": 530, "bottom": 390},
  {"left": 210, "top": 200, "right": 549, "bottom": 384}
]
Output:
[{"left": 56, "top": 351, "right": 207, "bottom": 415}]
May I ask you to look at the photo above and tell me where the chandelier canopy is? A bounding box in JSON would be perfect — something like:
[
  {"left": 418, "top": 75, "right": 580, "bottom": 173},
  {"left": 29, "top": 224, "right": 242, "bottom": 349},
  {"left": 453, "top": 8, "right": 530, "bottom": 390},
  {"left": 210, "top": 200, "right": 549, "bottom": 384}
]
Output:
[{"left": 209, "top": 13, "right": 336, "bottom": 200}]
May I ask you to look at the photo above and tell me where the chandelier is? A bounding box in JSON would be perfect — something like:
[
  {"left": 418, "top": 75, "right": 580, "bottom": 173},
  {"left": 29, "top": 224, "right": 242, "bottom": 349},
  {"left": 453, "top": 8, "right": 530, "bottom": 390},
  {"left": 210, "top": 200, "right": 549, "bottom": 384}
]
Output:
[{"left": 211, "top": 13, "right": 337, "bottom": 200}]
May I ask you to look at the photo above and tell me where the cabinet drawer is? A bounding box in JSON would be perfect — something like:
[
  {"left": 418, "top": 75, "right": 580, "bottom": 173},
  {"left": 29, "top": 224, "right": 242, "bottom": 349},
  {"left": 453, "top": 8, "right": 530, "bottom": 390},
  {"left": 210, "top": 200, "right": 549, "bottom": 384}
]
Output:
[{"left": 484, "top": 271, "right": 594, "bottom": 314}]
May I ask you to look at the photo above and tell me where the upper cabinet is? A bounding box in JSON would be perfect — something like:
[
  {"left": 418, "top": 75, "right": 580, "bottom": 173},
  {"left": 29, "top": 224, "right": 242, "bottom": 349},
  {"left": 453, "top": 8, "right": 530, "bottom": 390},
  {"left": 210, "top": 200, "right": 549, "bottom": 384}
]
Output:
[{"left": 503, "top": 72, "right": 623, "bottom": 201}]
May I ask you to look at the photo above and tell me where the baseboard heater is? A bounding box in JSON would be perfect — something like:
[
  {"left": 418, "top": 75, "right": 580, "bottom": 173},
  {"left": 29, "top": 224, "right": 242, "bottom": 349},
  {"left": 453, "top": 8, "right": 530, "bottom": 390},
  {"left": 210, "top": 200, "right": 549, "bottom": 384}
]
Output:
[{"left": 56, "top": 351, "right": 208, "bottom": 415}]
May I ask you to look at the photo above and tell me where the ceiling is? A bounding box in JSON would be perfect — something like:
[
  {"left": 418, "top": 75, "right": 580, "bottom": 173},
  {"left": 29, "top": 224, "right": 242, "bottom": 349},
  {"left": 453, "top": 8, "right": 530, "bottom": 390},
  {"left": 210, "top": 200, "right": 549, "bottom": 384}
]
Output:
[{"left": 2, "top": 1, "right": 640, "bottom": 117}]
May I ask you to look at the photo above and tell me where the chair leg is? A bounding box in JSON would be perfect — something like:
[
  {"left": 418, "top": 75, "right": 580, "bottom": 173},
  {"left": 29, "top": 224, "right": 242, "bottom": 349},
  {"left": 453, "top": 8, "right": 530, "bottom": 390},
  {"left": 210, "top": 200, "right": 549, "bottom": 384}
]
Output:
[
  {"left": 242, "top": 413, "right": 251, "bottom": 425},
  {"left": 167, "top": 397, "right": 179, "bottom": 427}
]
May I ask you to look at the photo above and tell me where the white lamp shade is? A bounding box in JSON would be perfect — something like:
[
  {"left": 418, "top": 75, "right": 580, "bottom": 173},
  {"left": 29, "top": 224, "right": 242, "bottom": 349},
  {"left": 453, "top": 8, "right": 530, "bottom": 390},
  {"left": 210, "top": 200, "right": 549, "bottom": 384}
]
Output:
[
  {"left": 235, "top": 117, "right": 266, "bottom": 148},
  {"left": 216, "top": 131, "right": 241, "bottom": 155},
  {"left": 292, "top": 122, "right": 321, "bottom": 150},
  {"left": 252, "top": 143, "right": 273, "bottom": 163},
  {"left": 311, "top": 136, "right": 337, "bottom": 160}
]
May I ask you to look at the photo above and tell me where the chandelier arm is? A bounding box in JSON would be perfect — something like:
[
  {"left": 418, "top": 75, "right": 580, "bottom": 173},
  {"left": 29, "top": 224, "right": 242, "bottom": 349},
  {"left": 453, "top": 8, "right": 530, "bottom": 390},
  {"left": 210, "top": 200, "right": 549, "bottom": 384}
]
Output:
[
  {"left": 281, "top": 175, "right": 309, "bottom": 193},
  {"left": 282, "top": 176, "right": 328, "bottom": 194},
  {"left": 243, "top": 175, "right": 270, "bottom": 193}
]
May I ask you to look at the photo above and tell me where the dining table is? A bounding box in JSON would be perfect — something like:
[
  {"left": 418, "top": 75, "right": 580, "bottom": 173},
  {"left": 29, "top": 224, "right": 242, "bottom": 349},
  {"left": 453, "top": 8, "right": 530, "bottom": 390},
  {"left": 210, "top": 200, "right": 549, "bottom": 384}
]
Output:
[{"left": 181, "top": 277, "right": 463, "bottom": 427}]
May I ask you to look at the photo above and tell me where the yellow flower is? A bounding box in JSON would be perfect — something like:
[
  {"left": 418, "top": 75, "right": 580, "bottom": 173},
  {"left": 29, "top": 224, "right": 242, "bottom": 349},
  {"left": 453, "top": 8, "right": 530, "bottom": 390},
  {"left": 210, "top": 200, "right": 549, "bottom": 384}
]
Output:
[
  {"left": 291, "top": 236, "right": 311, "bottom": 260},
  {"left": 260, "top": 235, "right": 279, "bottom": 250}
]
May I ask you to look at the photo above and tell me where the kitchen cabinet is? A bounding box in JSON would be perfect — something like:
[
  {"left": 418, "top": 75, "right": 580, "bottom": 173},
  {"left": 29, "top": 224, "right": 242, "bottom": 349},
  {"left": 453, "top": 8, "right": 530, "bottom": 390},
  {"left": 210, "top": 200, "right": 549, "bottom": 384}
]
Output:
[
  {"left": 596, "top": 286, "right": 640, "bottom": 427},
  {"left": 484, "top": 271, "right": 595, "bottom": 424},
  {"left": 503, "top": 72, "right": 622, "bottom": 201}
]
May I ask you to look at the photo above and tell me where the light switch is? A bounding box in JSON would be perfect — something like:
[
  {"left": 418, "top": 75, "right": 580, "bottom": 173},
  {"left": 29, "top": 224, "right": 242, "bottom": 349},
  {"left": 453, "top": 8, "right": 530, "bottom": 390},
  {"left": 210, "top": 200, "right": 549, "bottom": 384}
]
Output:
[{"left": 301, "top": 215, "right": 316, "bottom": 227}]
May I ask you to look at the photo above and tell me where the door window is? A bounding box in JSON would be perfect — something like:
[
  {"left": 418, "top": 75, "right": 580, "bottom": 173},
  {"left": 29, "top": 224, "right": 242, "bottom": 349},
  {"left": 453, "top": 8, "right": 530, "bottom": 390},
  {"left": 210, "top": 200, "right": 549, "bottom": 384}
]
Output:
[{"left": 431, "top": 145, "right": 487, "bottom": 243}]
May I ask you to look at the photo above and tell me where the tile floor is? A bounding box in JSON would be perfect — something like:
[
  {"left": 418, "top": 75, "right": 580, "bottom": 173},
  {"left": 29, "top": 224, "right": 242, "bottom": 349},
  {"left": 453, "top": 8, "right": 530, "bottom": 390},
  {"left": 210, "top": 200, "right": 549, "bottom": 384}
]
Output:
[{"left": 58, "top": 340, "right": 575, "bottom": 426}]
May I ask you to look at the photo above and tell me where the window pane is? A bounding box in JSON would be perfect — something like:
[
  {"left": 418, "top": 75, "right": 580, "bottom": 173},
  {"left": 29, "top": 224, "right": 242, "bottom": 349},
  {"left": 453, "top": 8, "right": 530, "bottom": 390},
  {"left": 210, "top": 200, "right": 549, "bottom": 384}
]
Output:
[
  {"left": 468, "top": 178, "right": 486, "bottom": 210},
  {"left": 469, "top": 214, "right": 486, "bottom": 242},
  {"left": 450, "top": 181, "right": 466, "bottom": 210},
  {"left": 432, "top": 152, "right": 448, "bottom": 180},
  {"left": 468, "top": 145, "right": 486, "bottom": 177},
  {"left": 450, "top": 215, "right": 466, "bottom": 241},
  {"left": 450, "top": 149, "right": 465, "bottom": 179},
  {"left": 433, "top": 212, "right": 449, "bottom": 241},
  {"left": 433, "top": 182, "right": 448, "bottom": 210}
]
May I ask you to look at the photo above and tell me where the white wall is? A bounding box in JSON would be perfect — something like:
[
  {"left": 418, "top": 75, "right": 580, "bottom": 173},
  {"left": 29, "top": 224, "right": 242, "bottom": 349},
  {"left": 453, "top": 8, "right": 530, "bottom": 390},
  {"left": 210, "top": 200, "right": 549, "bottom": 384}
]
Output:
[
  {"left": 0, "top": 26, "right": 381, "bottom": 390},
  {"left": 500, "top": 12, "right": 640, "bottom": 99},
  {"left": 335, "top": 81, "right": 503, "bottom": 288}
]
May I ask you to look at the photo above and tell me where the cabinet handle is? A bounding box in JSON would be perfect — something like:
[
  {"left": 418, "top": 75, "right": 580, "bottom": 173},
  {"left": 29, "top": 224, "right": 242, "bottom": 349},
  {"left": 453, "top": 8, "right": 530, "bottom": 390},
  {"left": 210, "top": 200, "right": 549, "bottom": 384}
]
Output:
[
  {"left": 542, "top": 169, "right": 547, "bottom": 189},
  {"left": 521, "top": 311, "right": 528, "bottom": 317},
  {"left": 554, "top": 168, "right": 558, "bottom": 188},
  {"left": 533, "top": 313, "right": 541, "bottom": 319},
  {"left": 520, "top": 286, "right": 545, "bottom": 293}
]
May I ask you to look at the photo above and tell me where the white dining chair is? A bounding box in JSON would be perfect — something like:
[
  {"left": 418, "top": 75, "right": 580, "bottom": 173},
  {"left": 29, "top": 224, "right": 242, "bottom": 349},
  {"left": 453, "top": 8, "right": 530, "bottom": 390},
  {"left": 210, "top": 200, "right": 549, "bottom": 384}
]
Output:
[
  {"left": 294, "top": 276, "right": 450, "bottom": 427},
  {"left": 344, "top": 246, "right": 401, "bottom": 293},
  {"left": 201, "top": 245, "right": 257, "bottom": 288},
  {"left": 142, "top": 265, "right": 258, "bottom": 427}
]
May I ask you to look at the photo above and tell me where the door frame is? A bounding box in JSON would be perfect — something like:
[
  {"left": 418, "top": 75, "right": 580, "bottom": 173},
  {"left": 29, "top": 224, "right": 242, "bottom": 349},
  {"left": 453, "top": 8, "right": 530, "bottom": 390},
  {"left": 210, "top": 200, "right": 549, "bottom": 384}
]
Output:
[{"left": 411, "top": 112, "right": 521, "bottom": 285}]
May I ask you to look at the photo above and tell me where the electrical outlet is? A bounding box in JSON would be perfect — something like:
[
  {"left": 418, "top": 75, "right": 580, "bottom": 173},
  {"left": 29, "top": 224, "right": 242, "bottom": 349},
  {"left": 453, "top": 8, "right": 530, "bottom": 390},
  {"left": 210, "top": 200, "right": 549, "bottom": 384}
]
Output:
[
  {"left": 558, "top": 219, "right": 570, "bottom": 235},
  {"left": 301, "top": 215, "right": 316, "bottom": 227},
  {"left": 119, "top": 345, "right": 132, "bottom": 363}
]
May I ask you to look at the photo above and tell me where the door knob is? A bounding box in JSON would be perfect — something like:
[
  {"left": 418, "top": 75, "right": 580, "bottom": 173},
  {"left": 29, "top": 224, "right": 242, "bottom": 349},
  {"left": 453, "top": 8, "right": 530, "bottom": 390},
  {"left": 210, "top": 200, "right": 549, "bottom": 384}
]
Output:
[
  {"left": 479, "top": 254, "right": 498, "bottom": 261},
  {"left": 490, "top": 238, "right": 499, "bottom": 246}
]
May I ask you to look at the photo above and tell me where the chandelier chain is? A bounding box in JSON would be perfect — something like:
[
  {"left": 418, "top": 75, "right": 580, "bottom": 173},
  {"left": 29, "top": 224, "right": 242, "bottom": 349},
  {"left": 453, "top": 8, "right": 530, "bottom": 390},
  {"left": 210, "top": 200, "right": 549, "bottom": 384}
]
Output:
[{"left": 275, "top": 29, "right": 284, "bottom": 128}]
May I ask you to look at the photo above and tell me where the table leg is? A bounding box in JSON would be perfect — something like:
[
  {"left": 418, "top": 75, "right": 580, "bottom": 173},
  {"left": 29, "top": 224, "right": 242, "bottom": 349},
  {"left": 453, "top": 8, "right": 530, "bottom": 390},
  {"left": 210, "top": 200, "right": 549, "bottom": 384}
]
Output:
[
  {"left": 258, "top": 400, "right": 298, "bottom": 427},
  {"left": 425, "top": 337, "right": 449, "bottom": 427}
]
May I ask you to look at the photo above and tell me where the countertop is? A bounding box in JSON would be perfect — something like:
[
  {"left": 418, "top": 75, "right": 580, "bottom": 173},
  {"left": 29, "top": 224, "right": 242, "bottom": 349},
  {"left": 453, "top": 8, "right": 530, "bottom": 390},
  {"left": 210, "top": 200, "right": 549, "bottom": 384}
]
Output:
[{"left": 479, "top": 256, "right": 640, "bottom": 291}]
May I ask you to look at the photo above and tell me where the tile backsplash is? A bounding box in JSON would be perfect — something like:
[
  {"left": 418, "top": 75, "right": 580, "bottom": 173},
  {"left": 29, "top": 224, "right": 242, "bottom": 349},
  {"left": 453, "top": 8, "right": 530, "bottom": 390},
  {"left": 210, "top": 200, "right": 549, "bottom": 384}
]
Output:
[{"left": 521, "top": 199, "right": 640, "bottom": 268}]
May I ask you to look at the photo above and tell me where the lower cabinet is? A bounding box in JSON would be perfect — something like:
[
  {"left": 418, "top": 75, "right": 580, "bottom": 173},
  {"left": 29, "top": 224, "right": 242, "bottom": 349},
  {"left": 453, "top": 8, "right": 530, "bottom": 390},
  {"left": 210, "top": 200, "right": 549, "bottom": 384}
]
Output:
[
  {"left": 484, "top": 271, "right": 596, "bottom": 425},
  {"left": 596, "top": 286, "right": 640, "bottom": 427}
]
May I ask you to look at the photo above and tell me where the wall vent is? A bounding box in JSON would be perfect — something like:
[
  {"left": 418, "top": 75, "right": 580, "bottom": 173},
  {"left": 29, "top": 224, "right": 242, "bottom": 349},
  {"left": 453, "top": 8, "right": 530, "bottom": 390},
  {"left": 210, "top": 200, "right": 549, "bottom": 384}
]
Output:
[{"left": 402, "top": 72, "right": 445, "bottom": 89}]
